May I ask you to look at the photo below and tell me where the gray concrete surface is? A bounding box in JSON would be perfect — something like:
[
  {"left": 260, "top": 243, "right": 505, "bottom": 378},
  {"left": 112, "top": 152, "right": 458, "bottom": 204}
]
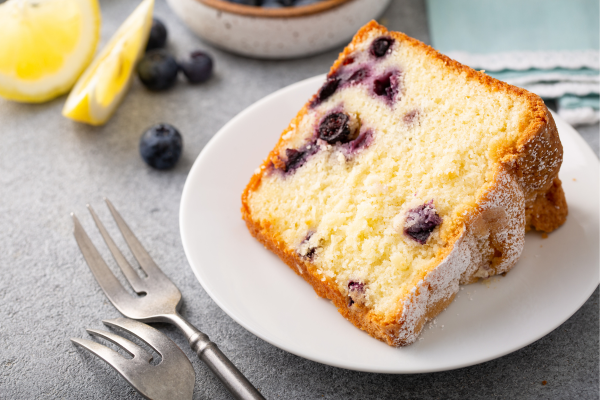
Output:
[{"left": 1, "top": 0, "right": 598, "bottom": 399}]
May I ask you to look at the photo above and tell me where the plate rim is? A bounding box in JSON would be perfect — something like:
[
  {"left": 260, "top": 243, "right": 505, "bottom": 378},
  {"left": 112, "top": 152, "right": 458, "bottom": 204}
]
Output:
[{"left": 180, "top": 74, "right": 599, "bottom": 374}]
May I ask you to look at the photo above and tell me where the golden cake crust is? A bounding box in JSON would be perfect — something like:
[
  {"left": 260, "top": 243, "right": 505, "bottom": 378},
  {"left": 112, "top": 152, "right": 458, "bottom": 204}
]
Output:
[{"left": 241, "top": 21, "right": 567, "bottom": 346}]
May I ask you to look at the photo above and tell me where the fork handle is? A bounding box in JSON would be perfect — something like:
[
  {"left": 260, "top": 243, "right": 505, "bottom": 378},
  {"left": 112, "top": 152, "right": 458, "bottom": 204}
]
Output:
[
  {"left": 168, "top": 313, "right": 265, "bottom": 400},
  {"left": 189, "top": 332, "right": 265, "bottom": 400}
]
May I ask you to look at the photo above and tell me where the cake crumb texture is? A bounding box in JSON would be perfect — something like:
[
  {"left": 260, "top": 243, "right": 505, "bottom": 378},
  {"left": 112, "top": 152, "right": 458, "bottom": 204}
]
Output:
[{"left": 241, "top": 21, "right": 567, "bottom": 346}]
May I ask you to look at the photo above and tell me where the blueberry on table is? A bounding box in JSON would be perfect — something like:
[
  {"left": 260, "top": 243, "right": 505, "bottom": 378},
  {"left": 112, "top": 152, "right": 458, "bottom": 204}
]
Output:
[
  {"left": 145, "top": 18, "right": 167, "bottom": 51},
  {"left": 137, "top": 50, "right": 178, "bottom": 91},
  {"left": 139, "top": 124, "right": 183, "bottom": 170},
  {"left": 179, "top": 51, "right": 213, "bottom": 84}
]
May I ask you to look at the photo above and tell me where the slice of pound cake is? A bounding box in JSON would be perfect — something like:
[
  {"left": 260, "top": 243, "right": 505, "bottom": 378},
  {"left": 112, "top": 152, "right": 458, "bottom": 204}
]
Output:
[{"left": 241, "top": 21, "right": 567, "bottom": 346}]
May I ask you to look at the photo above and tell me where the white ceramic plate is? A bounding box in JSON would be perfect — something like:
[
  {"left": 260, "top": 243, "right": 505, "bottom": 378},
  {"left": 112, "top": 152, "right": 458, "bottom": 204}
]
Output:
[{"left": 180, "top": 75, "right": 599, "bottom": 373}]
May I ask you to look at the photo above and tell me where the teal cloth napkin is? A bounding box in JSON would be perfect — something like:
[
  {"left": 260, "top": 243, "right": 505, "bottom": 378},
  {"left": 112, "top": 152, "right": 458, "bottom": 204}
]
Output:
[{"left": 426, "top": 0, "right": 600, "bottom": 125}]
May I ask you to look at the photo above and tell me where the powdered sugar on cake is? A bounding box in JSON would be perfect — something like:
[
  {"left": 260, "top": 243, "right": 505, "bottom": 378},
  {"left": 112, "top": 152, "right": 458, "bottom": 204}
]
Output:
[
  {"left": 392, "top": 167, "right": 527, "bottom": 345},
  {"left": 242, "top": 21, "right": 567, "bottom": 347}
]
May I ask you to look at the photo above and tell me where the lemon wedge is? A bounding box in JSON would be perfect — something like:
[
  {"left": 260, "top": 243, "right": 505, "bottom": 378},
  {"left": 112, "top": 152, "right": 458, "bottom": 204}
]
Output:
[
  {"left": 0, "top": 0, "right": 101, "bottom": 103},
  {"left": 63, "top": 0, "right": 154, "bottom": 126}
]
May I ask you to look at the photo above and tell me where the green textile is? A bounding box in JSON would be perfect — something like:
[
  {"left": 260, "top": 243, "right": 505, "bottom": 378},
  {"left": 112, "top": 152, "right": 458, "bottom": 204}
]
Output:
[
  {"left": 559, "top": 94, "right": 600, "bottom": 110},
  {"left": 425, "top": 0, "right": 599, "bottom": 124},
  {"left": 426, "top": 0, "right": 599, "bottom": 53}
]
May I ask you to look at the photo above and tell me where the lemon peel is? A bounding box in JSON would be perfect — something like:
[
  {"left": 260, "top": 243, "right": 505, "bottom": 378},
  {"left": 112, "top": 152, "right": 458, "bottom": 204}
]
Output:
[{"left": 63, "top": 0, "right": 154, "bottom": 126}]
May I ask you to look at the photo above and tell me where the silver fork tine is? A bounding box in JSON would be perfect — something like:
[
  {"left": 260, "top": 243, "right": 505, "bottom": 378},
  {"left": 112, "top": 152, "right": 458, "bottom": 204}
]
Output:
[
  {"left": 72, "top": 319, "right": 195, "bottom": 400},
  {"left": 86, "top": 328, "right": 152, "bottom": 363},
  {"left": 103, "top": 318, "right": 182, "bottom": 359},
  {"left": 87, "top": 204, "right": 146, "bottom": 293},
  {"left": 104, "top": 198, "right": 163, "bottom": 277},
  {"left": 70, "top": 337, "right": 131, "bottom": 373},
  {"left": 72, "top": 214, "right": 132, "bottom": 311},
  {"left": 74, "top": 202, "right": 264, "bottom": 399}
]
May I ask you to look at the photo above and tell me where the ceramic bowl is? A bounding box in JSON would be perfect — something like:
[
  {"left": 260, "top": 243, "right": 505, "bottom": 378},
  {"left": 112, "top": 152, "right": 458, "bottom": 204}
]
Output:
[{"left": 166, "top": 0, "right": 391, "bottom": 59}]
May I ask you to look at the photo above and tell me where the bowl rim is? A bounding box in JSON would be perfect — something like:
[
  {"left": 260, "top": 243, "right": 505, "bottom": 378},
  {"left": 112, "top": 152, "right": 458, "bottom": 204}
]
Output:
[{"left": 197, "top": 0, "right": 353, "bottom": 18}]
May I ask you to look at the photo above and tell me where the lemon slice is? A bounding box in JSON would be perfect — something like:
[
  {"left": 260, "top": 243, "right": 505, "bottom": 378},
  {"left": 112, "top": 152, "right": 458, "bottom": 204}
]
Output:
[
  {"left": 0, "top": 0, "right": 100, "bottom": 103},
  {"left": 63, "top": 0, "right": 154, "bottom": 125}
]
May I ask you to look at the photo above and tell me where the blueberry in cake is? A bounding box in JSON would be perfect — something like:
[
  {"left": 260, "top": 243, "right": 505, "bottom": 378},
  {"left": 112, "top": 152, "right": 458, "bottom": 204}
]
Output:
[{"left": 241, "top": 21, "right": 567, "bottom": 346}]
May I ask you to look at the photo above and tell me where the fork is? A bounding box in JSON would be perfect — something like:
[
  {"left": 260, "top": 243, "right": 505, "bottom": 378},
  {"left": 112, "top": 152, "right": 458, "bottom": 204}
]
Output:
[
  {"left": 72, "top": 199, "right": 265, "bottom": 400},
  {"left": 71, "top": 318, "right": 195, "bottom": 400}
]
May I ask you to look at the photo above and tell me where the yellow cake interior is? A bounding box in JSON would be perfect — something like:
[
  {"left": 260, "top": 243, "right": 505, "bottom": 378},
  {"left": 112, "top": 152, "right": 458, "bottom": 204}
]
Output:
[{"left": 246, "top": 28, "right": 532, "bottom": 319}]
